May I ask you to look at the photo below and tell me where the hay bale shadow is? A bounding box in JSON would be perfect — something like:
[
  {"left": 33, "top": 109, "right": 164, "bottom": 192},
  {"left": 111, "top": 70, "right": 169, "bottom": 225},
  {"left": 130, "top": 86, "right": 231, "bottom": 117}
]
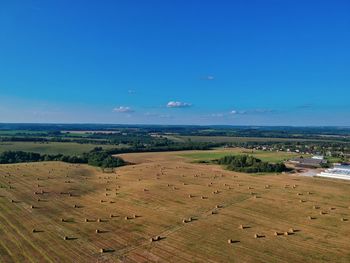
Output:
[
  {"left": 32, "top": 229, "right": 45, "bottom": 233},
  {"left": 61, "top": 218, "right": 75, "bottom": 223},
  {"left": 100, "top": 248, "right": 115, "bottom": 253},
  {"left": 64, "top": 237, "right": 78, "bottom": 240},
  {"left": 228, "top": 239, "right": 240, "bottom": 244},
  {"left": 96, "top": 229, "right": 109, "bottom": 234},
  {"left": 254, "top": 234, "right": 265, "bottom": 239}
]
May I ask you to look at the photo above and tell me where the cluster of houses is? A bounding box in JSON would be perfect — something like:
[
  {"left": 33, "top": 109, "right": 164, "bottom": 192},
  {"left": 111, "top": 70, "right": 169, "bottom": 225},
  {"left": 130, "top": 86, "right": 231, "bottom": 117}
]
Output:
[
  {"left": 253, "top": 144, "right": 347, "bottom": 159},
  {"left": 253, "top": 145, "right": 314, "bottom": 155}
]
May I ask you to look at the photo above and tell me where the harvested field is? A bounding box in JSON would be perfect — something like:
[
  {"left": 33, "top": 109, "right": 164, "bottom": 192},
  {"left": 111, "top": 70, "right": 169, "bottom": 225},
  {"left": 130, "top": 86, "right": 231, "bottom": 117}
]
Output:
[{"left": 0, "top": 151, "right": 349, "bottom": 262}]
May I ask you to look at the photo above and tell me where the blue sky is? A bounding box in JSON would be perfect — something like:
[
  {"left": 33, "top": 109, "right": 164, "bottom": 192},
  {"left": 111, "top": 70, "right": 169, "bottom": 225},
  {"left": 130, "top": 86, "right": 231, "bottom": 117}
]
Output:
[{"left": 0, "top": 0, "right": 349, "bottom": 125}]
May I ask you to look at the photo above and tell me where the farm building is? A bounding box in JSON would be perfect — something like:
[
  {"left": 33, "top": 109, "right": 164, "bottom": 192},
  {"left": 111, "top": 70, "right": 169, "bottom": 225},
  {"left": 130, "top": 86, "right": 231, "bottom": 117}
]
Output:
[
  {"left": 317, "top": 165, "right": 350, "bottom": 180},
  {"left": 290, "top": 156, "right": 327, "bottom": 168}
]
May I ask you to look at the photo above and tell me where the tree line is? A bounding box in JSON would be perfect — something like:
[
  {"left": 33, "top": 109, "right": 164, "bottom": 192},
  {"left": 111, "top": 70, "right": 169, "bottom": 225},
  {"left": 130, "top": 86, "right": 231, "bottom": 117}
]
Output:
[
  {"left": 0, "top": 150, "right": 126, "bottom": 168},
  {"left": 215, "top": 155, "right": 289, "bottom": 173},
  {"left": 0, "top": 140, "right": 219, "bottom": 168}
]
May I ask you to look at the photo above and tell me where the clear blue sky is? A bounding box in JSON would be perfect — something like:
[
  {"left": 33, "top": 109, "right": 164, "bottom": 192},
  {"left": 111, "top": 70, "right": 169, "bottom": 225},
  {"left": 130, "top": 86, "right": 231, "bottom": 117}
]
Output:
[{"left": 0, "top": 0, "right": 349, "bottom": 125}]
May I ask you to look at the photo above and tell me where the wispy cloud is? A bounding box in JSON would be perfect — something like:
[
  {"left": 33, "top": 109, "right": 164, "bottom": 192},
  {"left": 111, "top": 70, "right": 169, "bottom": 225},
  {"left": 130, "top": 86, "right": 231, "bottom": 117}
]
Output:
[
  {"left": 230, "top": 108, "right": 273, "bottom": 115},
  {"left": 167, "top": 101, "right": 192, "bottom": 108},
  {"left": 201, "top": 75, "right": 215, "bottom": 80},
  {"left": 113, "top": 106, "right": 134, "bottom": 113},
  {"left": 128, "top": 89, "right": 136, "bottom": 94}
]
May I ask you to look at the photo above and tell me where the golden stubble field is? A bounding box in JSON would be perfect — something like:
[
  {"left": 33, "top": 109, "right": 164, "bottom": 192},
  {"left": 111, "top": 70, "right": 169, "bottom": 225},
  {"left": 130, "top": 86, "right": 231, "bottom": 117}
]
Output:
[{"left": 0, "top": 150, "right": 349, "bottom": 263}]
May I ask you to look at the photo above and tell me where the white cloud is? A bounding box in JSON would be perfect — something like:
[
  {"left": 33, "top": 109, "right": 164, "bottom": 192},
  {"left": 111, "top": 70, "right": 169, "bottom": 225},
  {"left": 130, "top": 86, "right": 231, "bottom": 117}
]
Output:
[
  {"left": 113, "top": 106, "right": 134, "bottom": 113},
  {"left": 167, "top": 101, "right": 192, "bottom": 108},
  {"left": 230, "top": 109, "right": 272, "bottom": 115}
]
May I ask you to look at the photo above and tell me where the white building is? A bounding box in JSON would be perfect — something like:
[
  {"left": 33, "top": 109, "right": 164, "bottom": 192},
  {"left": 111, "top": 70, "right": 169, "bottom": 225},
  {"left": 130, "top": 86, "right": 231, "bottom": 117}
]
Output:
[{"left": 317, "top": 165, "right": 350, "bottom": 180}]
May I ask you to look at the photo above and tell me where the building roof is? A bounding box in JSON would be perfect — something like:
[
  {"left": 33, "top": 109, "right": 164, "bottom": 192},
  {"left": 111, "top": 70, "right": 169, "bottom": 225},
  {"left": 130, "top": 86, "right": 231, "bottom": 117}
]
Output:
[{"left": 290, "top": 157, "right": 326, "bottom": 166}]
